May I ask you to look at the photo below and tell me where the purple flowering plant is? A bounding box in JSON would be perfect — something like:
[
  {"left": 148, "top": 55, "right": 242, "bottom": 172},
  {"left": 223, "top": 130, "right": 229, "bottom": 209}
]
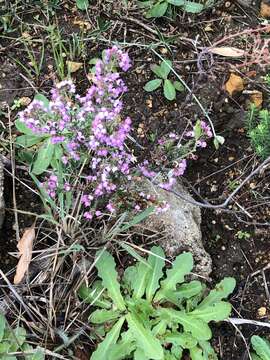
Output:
[{"left": 15, "top": 46, "right": 212, "bottom": 229}]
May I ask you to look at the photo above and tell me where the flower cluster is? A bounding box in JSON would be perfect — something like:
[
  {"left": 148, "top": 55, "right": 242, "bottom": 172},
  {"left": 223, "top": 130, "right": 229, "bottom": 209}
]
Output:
[
  {"left": 19, "top": 47, "right": 135, "bottom": 220},
  {"left": 18, "top": 47, "right": 212, "bottom": 223}
]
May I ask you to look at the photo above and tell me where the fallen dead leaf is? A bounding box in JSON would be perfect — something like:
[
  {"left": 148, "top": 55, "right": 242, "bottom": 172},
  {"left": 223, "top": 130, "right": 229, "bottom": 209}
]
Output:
[
  {"left": 209, "top": 46, "right": 245, "bottom": 57},
  {"left": 260, "top": 1, "right": 270, "bottom": 17},
  {"left": 14, "top": 224, "right": 35, "bottom": 285},
  {"left": 250, "top": 91, "right": 263, "bottom": 108},
  {"left": 19, "top": 97, "right": 31, "bottom": 106},
  {"left": 225, "top": 73, "right": 244, "bottom": 96},
  {"left": 66, "top": 61, "right": 83, "bottom": 73}
]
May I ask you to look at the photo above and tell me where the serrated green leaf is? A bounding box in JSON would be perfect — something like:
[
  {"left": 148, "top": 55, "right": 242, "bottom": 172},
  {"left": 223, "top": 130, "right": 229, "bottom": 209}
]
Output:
[
  {"left": 16, "top": 135, "right": 45, "bottom": 148},
  {"left": 89, "top": 309, "right": 121, "bottom": 324},
  {"left": 34, "top": 93, "right": 50, "bottom": 109},
  {"left": 126, "top": 313, "right": 163, "bottom": 359},
  {"left": 0, "top": 314, "right": 6, "bottom": 342},
  {"left": 189, "top": 301, "right": 232, "bottom": 322},
  {"left": 91, "top": 317, "right": 125, "bottom": 360},
  {"left": 133, "top": 261, "right": 150, "bottom": 299},
  {"left": 251, "top": 336, "right": 270, "bottom": 360},
  {"left": 173, "top": 80, "right": 185, "bottom": 92},
  {"left": 156, "top": 252, "right": 193, "bottom": 301},
  {"left": 15, "top": 120, "right": 35, "bottom": 135},
  {"left": 165, "top": 332, "right": 197, "bottom": 349},
  {"left": 159, "top": 60, "right": 172, "bottom": 79},
  {"left": 146, "top": 1, "right": 168, "bottom": 18},
  {"left": 144, "top": 79, "right": 162, "bottom": 92},
  {"left": 146, "top": 246, "right": 165, "bottom": 301},
  {"left": 31, "top": 139, "right": 54, "bottom": 175},
  {"left": 78, "top": 282, "right": 111, "bottom": 309},
  {"left": 197, "top": 277, "right": 236, "bottom": 310},
  {"left": 183, "top": 1, "right": 204, "bottom": 13},
  {"left": 164, "top": 79, "right": 176, "bottom": 101},
  {"left": 76, "top": 0, "right": 89, "bottom": 10},
  {"left": 95, "top": 250, "right": 126, "bottom": 311},
  {"left": 157, "top": 308, "right": 211, "bottom": 340}
]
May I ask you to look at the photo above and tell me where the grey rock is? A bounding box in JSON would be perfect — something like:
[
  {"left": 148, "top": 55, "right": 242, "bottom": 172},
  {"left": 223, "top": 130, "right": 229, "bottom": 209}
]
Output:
[{"left": 145, "top": 181, "right": 212, "bottom": 279}]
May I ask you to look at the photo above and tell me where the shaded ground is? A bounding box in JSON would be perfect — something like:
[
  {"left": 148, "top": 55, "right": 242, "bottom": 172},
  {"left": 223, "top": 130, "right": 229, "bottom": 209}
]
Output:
[{"left": 0, "top": 0, "right": 270, "bottom": 359}]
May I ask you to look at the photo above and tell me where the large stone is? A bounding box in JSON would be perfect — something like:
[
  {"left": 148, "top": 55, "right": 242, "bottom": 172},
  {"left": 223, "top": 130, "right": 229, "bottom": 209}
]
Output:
[{"left": 145, "top": 181, "right": 212, "bottom": 278}]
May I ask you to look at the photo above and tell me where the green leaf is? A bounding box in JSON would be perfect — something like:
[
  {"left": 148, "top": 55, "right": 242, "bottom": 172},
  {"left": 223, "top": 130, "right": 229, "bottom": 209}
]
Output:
[
  {"left": 146, "top": 246, "right": 165, "bottom": 301},
  {"left": 251, "top": 353, "right": 263, "bottom": 360},
  {"left": 165, "top": 332, "right": 197, "bottom": 348},
  {"left": 120, "top": 244, "right": 150, "bottom": 268},
  {"left": 156, "top": 252, "right": 193, "bottom": 301},
  {"left": 134, "top": 348, "right": 148, "bottom": 360},
  {"left": 110, "top": 339, "right": 136, "bottom": 360},
  {"left": 194, "top": 121, "right": 202, "bottom": 140},
  {"left": 34, "top": 93, "right": 50, "bottom": 109},
  {"left": 89, "top": 309, "right": 121, "bottom": 324},
  {"left": 183, "top": 1, "right": 204, "bottom": 13},
  {"left": 189, "top": 345, "right": 204, "bottom": 360},
  {"left": 150, "top": 64, "right": 164, "bottom": 78},
  {"left": 199, "top": 341, "right": 218, "bottom": 360},
  {"left": 251, "top": 336, "right": 270, "bottom": 360},
  {"left": 123, "top": 265, "right": 137, "bottom": 291},
  {"left": 0, "top": 314, "right": 5, "bottom": 341},
  {"left": 16, "top": 135, "right": 45, "bottom": 148},
  {"left": 76, "top": 0, "right": 89, "bottom": 10},
  {"left": 164, "top": 79, "right": 176, "bottom": 101},
  {"left": 133, "top": 261, "right": 150, "bottom": 299},
  {"left": 157, "top": 308, "right": 211, "bottom": 340},
  {"left": 144, "top": 79, "right": 162, "bottom": 92},
  {"left": 173, "top": 81, "right": 185, "bottom": 92},
  {"left": 31, "top": 139, "right": 54, "bottom": 175},
  {"left": 159, "top": 60, "right": 172, "bottom": 79},
  {"left": 91, "top": 317, "right": 125, "bottom": 360},
  {"left": 15, "top": 120, "right": 35, "bottom": 135},
  {"left": 189, "top": 301, "right": 232, "bottom": 322},
  {"left": 120, "top": 206, "right": 155, "bottom": 231},
  {"left": 167, "top": 0, "right": 184, "bottom": 5},
  {"left": 214, "top": 135, "right": 225, "bottom": 149},
  {"left": 146, "top": 1, "right": 168, "bottom": 18},
  {"left": 126, "top": 313, "right": 163, "bottom": 359},
  {"left": 78, "top": 282, "right": 111, "bottom": 309},
  {"left": 95, "top": 250, "right": 126, "bottom": 311},
  {"left": 197, "top": 277, "right": 236, "bottom": 310},
  {"left": 163, "top": 281, "right": 203, "bottom": 305},
  {"left": 9, "top": 327, "right": 27, "bottom": 352}
]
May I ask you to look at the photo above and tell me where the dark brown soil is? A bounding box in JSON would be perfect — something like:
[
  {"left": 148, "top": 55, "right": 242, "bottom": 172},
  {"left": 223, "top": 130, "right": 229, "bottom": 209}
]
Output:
[{"left": 0, "top": 0, "right": 270, "bottom": 359}]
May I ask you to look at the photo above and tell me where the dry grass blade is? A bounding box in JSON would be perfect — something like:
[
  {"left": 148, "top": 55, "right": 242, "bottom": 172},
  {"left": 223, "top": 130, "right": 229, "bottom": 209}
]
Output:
[{"left": 14, "top": 223, "right": 35, "bottom": 284}]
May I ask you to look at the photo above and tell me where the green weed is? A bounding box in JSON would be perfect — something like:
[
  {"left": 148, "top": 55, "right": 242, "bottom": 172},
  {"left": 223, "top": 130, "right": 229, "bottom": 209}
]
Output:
[
  {"left": 79, "top": 246, "right": 236, "bottom": 360},
  {"left": 144, "top": 59, "right": 184, "bottom": 101}
]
